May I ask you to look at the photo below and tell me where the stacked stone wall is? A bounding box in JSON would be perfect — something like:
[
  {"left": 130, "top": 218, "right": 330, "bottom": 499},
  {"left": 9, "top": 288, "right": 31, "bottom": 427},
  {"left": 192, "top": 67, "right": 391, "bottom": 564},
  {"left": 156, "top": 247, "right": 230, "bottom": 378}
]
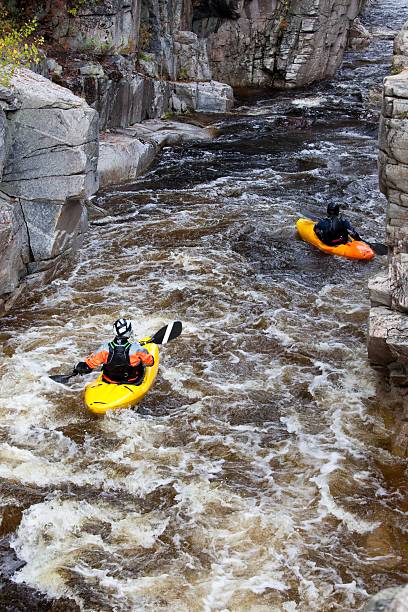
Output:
[{"left": 368, "top": 22, "right": 408, "bottom": 369}]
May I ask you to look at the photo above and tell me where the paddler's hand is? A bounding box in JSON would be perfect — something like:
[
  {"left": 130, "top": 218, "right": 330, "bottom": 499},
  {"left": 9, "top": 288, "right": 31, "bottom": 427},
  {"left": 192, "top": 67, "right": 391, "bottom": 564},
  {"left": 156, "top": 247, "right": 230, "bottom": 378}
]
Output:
[{"left": 74, "top": 361, "right": 93, "bottom": 375}]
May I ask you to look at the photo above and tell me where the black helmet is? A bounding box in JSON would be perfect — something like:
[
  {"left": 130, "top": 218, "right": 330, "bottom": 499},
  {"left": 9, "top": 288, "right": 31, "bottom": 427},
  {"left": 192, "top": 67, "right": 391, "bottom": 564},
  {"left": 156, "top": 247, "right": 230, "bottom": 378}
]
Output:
[
  {"left": 327, "top": 203, "right": 339, "bottom": 216},
  {"left": 113, "top": 318, "right": 132, "bottom": 338}
]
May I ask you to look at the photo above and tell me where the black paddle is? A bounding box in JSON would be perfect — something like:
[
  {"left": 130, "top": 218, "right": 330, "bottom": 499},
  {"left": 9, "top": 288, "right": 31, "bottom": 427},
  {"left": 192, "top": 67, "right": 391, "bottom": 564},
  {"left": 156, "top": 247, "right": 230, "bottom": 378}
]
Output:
[
  {"left": 49, "top": 321, "right": 183, "bottom": 384},
  {"left": 142, "top": 320, "right": 183, "bottom": 346},
  {"left": 49, "top": 371, "right": 78, "bottom": 384},
  {"left": 300, "top": 213, "right": 388, "bottom": 256}
]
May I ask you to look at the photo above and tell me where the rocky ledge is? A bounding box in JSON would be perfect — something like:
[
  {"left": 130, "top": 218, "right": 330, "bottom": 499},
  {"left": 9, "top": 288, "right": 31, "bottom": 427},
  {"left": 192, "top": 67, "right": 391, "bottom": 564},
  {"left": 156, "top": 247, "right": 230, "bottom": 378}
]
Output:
[{"left": 98, "top": 119, "right": 214, "bottom": 189}]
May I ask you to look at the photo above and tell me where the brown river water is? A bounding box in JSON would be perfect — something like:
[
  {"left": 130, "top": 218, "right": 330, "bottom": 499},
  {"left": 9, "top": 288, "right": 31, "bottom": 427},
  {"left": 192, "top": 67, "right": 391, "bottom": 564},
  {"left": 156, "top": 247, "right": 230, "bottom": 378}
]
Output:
[{"left": 1, "top": 2, "right": 408, "bottom": 610}]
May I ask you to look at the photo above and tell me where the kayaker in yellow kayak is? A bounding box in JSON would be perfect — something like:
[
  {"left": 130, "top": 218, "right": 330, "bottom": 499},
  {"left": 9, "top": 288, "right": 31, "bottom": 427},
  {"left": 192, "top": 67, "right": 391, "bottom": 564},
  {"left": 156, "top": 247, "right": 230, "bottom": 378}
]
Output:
[
  {"left": 314, "top": 203, "right": 361, "bottom": 246},
  {"left": 74, "top": 318, "right": 154, "bottom": 384}
]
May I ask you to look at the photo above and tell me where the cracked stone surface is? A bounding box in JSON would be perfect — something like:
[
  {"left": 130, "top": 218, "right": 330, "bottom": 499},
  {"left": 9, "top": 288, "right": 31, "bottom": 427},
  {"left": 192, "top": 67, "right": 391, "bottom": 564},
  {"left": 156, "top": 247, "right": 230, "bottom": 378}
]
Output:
[
  {"left": 369, "top": 33, "right": 408, "bottom": 364},
  {"left": 0, "top": 69, "right": 98, "bottom": 307},
  {"left": 194, "top": 0, "right": 365, "bottom": 88}
]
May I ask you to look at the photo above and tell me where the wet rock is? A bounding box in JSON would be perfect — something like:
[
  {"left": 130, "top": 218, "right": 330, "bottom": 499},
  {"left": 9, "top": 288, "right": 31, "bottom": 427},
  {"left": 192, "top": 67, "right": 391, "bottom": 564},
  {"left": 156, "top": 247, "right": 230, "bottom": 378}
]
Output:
[
  {"left": 98, "top": 119, "right": 213, "bottom": 188},
  {"left": 367, "top": 307, "right": 408, "bottom": 365},
  {"left": 0, "top": 193, "right": 30, "bottom": 303},
  {"left": 98, "top": 133, "right": 156, "bottom": 189},
  {"left": 369, "top": 271, "right": 391, "bottom": 307},
  {"left": 348, "top": 17, "right": 372, "bottom": 51},
  {"left": 364, "top": 585, "right": 408, "bottom": 611},
  {"left": 171, "top": 80, "right": 234, "bottom": 113},
  {"left": 367, "top": 85, "right": 383, "bottom": 110}
]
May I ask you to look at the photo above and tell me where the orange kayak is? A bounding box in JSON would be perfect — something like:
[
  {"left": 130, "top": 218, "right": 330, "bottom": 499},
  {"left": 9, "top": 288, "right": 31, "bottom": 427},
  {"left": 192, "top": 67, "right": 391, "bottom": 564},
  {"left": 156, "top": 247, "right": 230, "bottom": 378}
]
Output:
[{"left": 296, "top": 218, "right": 375, "bottom": 260}]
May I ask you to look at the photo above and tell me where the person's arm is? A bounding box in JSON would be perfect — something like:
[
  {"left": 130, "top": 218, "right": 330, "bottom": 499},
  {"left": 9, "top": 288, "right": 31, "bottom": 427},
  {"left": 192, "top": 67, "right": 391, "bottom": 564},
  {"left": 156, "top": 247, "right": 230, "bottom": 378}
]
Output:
[
  {"left": 343, "top": 218, "right": 361, "bottom": 241},
  {"left": 314, "top": 218, "right": 326, "bottom": 238},
  {"left": 129, "top": 344, "right": 154, "bottom": 367},
  {"left": 75, "top": 344, "right": 109, "bottom": 374}
]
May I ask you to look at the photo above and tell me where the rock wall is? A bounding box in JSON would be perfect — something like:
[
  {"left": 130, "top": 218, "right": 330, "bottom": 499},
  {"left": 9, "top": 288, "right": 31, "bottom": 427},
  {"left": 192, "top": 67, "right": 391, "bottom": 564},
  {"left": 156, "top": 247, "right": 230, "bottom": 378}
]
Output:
[
  {"left": 41, "top": 0, "right": 234, "bottom": 130},
  {"left": 368, "top": 21, "right": 408, "bottom": 369},
  {"left": 365, "top": 25, "right": 408, "bottom": 608},
  {"left": 0, "top": 69, "right": 99, "bottom": 316},
  {"left": 40, "top": 0, "right": 363, "bottom": 126},
  {"left": 193, "top": 0, "right": 366, "bottom": 88}
]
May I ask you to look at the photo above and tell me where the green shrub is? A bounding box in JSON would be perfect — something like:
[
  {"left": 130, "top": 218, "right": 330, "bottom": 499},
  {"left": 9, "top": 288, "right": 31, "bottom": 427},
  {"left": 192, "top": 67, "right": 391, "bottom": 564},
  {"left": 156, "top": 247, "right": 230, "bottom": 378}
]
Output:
[
  {"left": 391, "top": 65, "right": 405, "bottom": 75},
  {"left": 0, "top": 8, "right": 44, "bottom": 87},
  {"left": 68, "top": 0, "right": 87, "bottom": 16},
  {"left": 178, "top": 66, "right": 189, "bottom": 81}
]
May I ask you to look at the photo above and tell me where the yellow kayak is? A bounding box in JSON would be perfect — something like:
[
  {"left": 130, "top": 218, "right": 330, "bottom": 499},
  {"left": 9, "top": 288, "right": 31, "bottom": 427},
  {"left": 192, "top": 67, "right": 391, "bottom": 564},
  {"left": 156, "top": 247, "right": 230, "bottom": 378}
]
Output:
[
  {"left": 84, "top": 339, "right": 159, "bottom": 415},
  {"left": 296, "top": 218, "right": 375, "bottom": 260}
]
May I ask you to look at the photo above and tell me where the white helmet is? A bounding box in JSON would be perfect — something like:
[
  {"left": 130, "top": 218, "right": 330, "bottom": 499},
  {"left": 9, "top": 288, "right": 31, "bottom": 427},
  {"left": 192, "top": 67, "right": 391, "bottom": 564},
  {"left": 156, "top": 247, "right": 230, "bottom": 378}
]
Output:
[{"left": 113, "top": 318, "right": 132, "bottom": 338}]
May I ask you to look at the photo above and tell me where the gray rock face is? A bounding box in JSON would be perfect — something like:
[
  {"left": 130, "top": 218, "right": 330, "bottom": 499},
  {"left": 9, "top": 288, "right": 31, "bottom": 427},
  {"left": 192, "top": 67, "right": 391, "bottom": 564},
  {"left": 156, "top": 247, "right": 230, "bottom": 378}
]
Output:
[
  {"left": 0, "top": 69, "right": 99, "bottom": 311},
  {"left": 170, "top": 80, "right": 234, "bottom": 113},
  {"left": 2, "top": 71, "right": 99, "bottom": 197},
  {"left": 0, "top": 109, "right": 7, "bottom": 179},
  {"left": 0, "top": 193, "right": 30, "bottom": 298},
  {"left": 367, "top": 24, "right": 408, "bottom": 495},
  {"left": 194, "top": 0, "right": 365, "bottom": 88},
  {"left": 393, "top": 20, "right": 408, "bottom": 72},
  {"left": 50, "top": 0, "right": 140, "bottom": 54},
  {"left": 373, "top": 69, "right": 408, "bottom": 323},
  {"left": 174, "top": 31, "right": 212, "bottom": 81}
]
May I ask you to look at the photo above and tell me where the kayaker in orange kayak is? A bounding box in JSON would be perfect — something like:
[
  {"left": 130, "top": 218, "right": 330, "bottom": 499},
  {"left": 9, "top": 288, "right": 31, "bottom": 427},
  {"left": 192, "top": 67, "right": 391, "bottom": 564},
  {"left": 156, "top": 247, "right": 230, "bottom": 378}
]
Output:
[
  {"left": 74, "top": 318, "right": 155, "bottom": 384},
  {"left": 314, "top": 203, "right": 361, "bottom": 246}
]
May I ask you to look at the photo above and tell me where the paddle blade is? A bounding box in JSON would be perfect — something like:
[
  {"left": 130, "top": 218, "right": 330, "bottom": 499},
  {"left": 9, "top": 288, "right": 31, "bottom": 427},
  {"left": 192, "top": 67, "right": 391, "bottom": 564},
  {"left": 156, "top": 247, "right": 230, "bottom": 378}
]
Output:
[
  {"left": 368, "top": 242, "right": 388, "bottom": 256},
  {"left": 151, "top": 321, "right": 182, "bottom": 345},
  {"left": 49, "top": 373, "right": 76, "bottom": 384}
]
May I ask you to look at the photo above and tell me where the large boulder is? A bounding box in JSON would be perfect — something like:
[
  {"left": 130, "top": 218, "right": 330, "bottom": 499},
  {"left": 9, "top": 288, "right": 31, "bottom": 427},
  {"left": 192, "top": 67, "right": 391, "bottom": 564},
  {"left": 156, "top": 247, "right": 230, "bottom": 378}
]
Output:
[
  {"left": 1, "top": 69, "right": 98, "bottom": 201},
  {"left": 0, "top": 69, "right": 99, "bottom": 308},
  {"left": 98, "top": 119, "right": 213, "bottom": 188},
  {"left": 365, "top": 585, "right": 408, "bottom": 611},
  {"left": 393, "top": 20, "right": 408, "bottom": 71},
  {"left": 348, "top": 17, "right": 372, "bottom": 51},
  {"left": 170, "top": 80, "right": 234, "bottom": 112}
]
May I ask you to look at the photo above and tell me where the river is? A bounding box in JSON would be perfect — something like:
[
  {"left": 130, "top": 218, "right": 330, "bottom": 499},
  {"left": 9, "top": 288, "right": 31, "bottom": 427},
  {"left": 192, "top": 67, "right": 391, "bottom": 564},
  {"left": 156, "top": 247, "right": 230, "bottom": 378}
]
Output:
[{"left": 0, "top": 2, "right": 408, "bottom": 610}]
